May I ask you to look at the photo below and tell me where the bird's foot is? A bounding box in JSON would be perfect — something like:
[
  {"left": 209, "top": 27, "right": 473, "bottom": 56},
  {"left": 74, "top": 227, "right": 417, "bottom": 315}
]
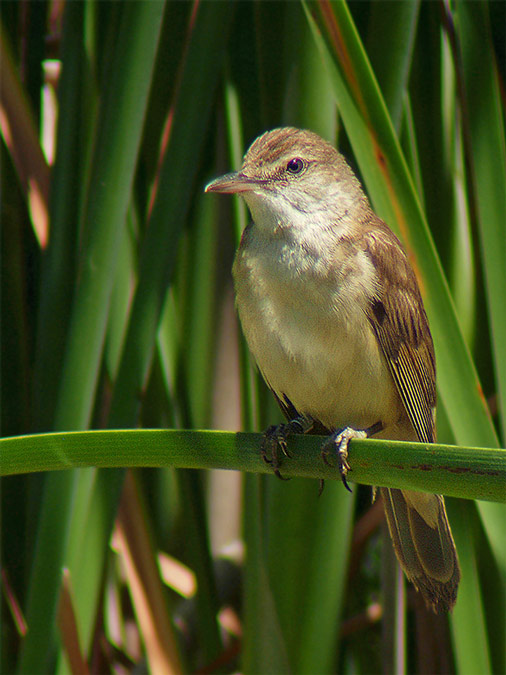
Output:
[
  {"left": 261, "top": 416, "right": 313, "bottom": 479},
  {"left": 321, "top": 420, "right": 383, "bottom": 492},
  {"left": 321, "top": 427, "right": 367, "bottom": 492}
]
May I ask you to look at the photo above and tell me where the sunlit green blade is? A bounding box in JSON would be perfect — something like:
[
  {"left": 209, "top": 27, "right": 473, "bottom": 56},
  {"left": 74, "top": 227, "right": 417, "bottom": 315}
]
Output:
[
  {"left": 19, "top": 4, "right": 165, "bottom": 671},
  {"left": 452, "top": 5, "right": 506, "bottom": 669},
  {"left": 54, "top": 2, "right": 164, "bottom": 433},
  {"left": 449, "top": 500, "right": 492, "bottom": 675},
  {"left": 2, "top": 430, "right": 505, "bottom": 503},
  {"left": 457, "top": 0, "right": 506, "bottom": 435},
  {"left": 242, "top": 475, "right": 292, "bottom": 673},
  {"left": 108, "top": 1, "right": 233, "bottom": 427},
  {"left": 178, "top": 193, "right": 220, "bottom": 429},
  {"left": 365, "top": 0, "right": 421, "bottom": 130}
]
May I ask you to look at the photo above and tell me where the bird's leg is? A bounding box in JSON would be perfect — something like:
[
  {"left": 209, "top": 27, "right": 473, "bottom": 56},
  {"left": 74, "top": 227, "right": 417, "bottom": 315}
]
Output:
[
  {"left": 262, "top": 415, "right": 314, "bottom": 479},
  {"left": 322, "top": 421, "right": 383, "bottom": 492}
]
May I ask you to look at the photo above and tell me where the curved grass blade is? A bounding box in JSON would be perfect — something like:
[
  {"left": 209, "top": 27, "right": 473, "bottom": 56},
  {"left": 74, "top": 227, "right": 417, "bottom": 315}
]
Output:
[{"left": 19, "top": 5, "right": 165, "bottom": 671}]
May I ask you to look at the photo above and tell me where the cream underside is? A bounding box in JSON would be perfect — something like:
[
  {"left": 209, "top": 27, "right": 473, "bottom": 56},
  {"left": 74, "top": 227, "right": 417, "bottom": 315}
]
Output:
[{"left": 233, "top": 211, "right": 403, "bottom": 435}]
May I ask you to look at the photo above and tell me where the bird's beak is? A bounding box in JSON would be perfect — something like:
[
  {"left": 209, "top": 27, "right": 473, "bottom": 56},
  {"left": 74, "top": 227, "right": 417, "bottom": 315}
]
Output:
[{"left": 205, "top": 171, "right": 265, "bottom": 194}]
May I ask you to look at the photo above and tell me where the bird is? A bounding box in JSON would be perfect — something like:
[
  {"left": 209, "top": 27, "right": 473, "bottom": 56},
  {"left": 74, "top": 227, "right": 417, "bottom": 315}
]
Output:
[{"left": 205, "top": 126, "right": 460, "bottom": 613}]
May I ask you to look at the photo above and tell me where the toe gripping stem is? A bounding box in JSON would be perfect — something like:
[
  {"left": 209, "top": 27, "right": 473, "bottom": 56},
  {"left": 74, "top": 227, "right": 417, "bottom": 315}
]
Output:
[
  {"left": 321, "top": 421, "right": 383, "bottom": 493},
  {"left": 261, "top": 415, "right": 314, "bottom": 479}
]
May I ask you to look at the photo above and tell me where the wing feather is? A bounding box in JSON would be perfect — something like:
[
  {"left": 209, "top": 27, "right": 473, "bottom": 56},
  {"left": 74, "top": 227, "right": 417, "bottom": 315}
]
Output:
[{"left": 364, "top": 223, "right": 436, "bottom": 443}]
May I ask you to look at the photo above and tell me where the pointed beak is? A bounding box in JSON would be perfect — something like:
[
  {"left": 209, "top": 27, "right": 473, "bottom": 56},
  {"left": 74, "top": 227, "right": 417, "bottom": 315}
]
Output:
[{"left": 205, "top": 171, "right": 266, "bottom": 194}]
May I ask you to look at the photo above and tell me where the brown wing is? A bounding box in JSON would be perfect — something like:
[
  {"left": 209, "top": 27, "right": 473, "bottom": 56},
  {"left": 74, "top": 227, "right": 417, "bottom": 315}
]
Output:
[
  {"left": 364, "top": 222, "right": 436, "bottom": 443},
  {"left": 364, "top": 221, "right": 460, "bottom": 614}
]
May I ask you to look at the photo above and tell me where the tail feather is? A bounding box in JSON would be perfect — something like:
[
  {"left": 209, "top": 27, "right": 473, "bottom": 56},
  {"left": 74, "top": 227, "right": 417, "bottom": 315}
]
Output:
[{"left": 381, "top": 487, "right": 460, "bottom": 613}]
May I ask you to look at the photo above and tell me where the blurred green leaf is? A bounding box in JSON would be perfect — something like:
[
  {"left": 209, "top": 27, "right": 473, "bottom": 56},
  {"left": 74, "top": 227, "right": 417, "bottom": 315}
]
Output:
[
  {"left": 456, "top": 0, "right": 506, "bottom": 435},
  {"left": 19, "top": 4, "right": 166, "bottom": 671}
]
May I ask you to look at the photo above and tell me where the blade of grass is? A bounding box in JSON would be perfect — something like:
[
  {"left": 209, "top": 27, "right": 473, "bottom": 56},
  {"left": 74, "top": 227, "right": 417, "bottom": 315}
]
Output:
[
  {"left": 291, "top": 483, "right": 355, "bottom": 673},
  {"left": 457, "top": 0, "right": 506, "bottom": 437},
  {"left": 282, "top": 4, "right": 337, "bottom": 136},
  {"left": 107, "top": 0, "right": 233, "bottom": 428},
  {"left": 32, "top": 1, "right": 86, "bottom": 431},
  {"left": 57, "top": 570, "right": 90, "bottom": 675},
  {"left": 409, "top": 2, "right": 454, "bottom": 269},
  {"left": 115, "top": 471, "right": 183, "bottom": 673},
  {"left": 365, "top": 0, "right": 420, "bottom": 131},
  {"left": 175, "top": 470, "right": 223, "bottom": 666},
  {"left": 449, "top": 9, "right": 506, "bottom": 661},
  {"left": 53, "top": 2, "right": 164, "bottom": 432},
  {"left": 448, "top": 500, "right": 492, "bottom": 675},
  {"left": 178, "top": 192, "right": 220, "bottom": 430},
  {"left": 242, "top": 475, "right": 291, "bottom": 673},
  {"left": 2, "top": 431, "right": 504, "bottom": 504},
  {"left": 104, "top": 207, "right": 138, "bottom": 378},
  {"left": 19, "top": 5, "right": 165, "bottom": 671}
]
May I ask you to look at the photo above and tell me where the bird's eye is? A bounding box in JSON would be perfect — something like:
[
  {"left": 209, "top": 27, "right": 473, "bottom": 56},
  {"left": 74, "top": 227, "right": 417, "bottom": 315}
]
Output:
[{"left": 286, "top": 158, "right": 304, "bottom": 174}]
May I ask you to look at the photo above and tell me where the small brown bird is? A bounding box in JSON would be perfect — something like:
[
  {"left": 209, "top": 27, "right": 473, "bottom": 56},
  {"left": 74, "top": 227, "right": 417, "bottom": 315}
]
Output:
[{"left": 206, "top": 127, "right": 460, "bottom": 613}]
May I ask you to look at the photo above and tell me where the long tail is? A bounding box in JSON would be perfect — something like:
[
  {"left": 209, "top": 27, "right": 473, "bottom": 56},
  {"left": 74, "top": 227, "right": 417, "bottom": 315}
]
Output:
[{"left": 381, "top": 487, "right": 460, "bottom": 613}]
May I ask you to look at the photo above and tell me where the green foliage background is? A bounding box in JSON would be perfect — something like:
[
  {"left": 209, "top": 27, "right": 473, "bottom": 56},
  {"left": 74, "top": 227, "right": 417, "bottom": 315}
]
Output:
[{"left": 1, "top": 1, "right": 505, "bottom": 673}]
